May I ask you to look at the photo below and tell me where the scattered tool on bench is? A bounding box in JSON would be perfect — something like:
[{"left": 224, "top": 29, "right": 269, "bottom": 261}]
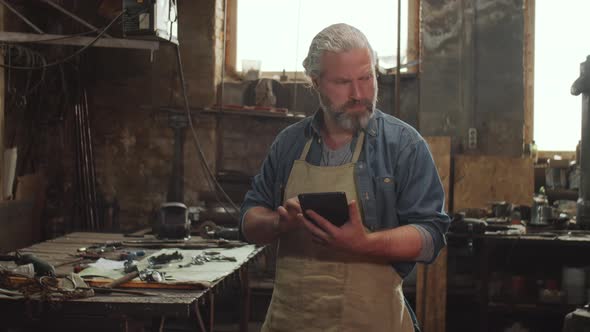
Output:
[{"left": 0, "top": 251, "right": 56, "bottom": 277}]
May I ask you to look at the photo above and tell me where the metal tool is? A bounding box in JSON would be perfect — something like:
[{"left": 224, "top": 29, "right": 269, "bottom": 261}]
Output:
[
  {"left": 102, "top": 266, "right": 140, "bottom": 289},
  {"left": 139, "top": 269, "right": 167, "bottom": 282},
  {"left": 155, "top": 111, "right": 191, "bottom": 240},
  {"left": 147, "top": 251, "right": 183, "bottom": 268},
  {"left": 198, "top": 220, "right": 240, "bottom": 240},
  {"left": 77, "top": 242, "right": 122, "bottom": 254},
  {"left": 0, "top": 252, "right": 55, "bottom": 277},
  {"left": 179, "top": 251, "right": 237, "bottom": 268}
]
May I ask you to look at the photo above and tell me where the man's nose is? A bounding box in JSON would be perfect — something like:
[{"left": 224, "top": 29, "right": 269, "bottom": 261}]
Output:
[{"left": 350, "top": 81, "right": 362, "bottom": 99}]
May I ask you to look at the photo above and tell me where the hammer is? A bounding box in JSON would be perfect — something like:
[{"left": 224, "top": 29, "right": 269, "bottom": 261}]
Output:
[{"left": 102, "top": 264, "right": 139, "bottom": 289}]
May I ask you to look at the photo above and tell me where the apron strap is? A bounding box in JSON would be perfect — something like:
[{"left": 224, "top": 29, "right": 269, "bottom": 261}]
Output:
[
  {"left": 298, "top": 138, "right": 314, "bottom": 161},
  {"left": 351, "top": 131, "right": 365, "bottom": 163}
]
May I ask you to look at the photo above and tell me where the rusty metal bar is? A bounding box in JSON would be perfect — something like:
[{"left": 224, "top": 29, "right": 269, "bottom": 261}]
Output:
[
  {"left": 0, "top": 0, "right": 44, "bottom": 34},
  {"left": 41, "top": 0, "right": 112, "bottom": 37}
]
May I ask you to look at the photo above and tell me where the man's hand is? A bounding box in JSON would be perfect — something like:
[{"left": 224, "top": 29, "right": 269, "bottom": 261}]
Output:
[
  {"left": 298, "top": 200, "right": 369, "bottom": 254},
  {"left": 275, "top": 197, "right": 303, "bottom": 234}
]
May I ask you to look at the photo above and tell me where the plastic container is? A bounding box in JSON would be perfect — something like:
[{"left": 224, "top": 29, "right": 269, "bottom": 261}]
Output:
[{"left": 242, "top": 59, "right": 261, "bottom": 80}]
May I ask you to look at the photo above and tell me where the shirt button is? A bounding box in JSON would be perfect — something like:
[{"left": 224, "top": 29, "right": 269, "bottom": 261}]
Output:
[{"left": 359, "top": 164, "right": 364, "bottom": 169}]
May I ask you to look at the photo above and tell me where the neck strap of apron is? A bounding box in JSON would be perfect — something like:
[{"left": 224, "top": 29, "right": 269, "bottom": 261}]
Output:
[{"left": 299, "top": 131, "right": 366, "bottom": 163}]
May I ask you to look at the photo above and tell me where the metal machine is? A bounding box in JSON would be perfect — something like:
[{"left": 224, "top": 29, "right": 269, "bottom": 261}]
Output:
[
  {"left": 571, "top": 55, "right": 590, "bottom": 228},
  {"left": 123, "top": 0, "right": 178, "bottom": 44},
  {"left": 155, "top": 112, "right": 190, "bottom": 239}
]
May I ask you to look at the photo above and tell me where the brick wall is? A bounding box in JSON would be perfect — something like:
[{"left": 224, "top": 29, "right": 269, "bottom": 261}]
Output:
[{"left": 88, "top": 0, "right": 223, "bottom": 230}]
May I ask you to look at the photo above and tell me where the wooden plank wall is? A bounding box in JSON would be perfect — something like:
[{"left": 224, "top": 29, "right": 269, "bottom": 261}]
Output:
[
  {"left": 453, "top": 155, "right": 534, "bottom": 211},
  {"left": 416, "top": 136, "right": 451, "bottom": 332}
]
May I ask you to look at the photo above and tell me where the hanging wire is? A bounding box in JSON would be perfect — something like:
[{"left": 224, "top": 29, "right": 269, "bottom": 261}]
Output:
[
  {"left": 175, "top": 44, "right": 240, "bottom": 221},
  {"left": 0, "top": 9, "right": 125, "bottom": 70}
]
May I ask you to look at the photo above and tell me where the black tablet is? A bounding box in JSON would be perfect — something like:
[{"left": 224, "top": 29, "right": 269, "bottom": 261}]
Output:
[{"left": 298, "top": 192, "right": 350, "bottom": 227}]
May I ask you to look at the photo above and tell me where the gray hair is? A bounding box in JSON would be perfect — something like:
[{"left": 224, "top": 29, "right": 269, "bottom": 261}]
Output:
[{"left": 302, "top": 23, "right": 376, "bottom": 80}]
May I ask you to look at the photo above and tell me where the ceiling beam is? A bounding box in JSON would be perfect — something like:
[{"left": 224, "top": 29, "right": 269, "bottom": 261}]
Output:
[{"left": 0, "top": 32, "right": 159, "bottom": 51}]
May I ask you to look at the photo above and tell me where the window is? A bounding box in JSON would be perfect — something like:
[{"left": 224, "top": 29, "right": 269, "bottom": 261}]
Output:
[
  {"left": 534, "top": 1, "right": 588, "bottom": 151},
  {"left": 235, "top": 0, "right": 410, "bottom": 74}
]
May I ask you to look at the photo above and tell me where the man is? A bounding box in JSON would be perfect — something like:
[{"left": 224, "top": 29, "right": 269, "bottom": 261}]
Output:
[{"left": 240, "top": 23, "right": 450, "bottom": 332}]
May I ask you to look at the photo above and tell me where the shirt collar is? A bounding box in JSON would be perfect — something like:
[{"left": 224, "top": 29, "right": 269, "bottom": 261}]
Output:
[{"left": 307, "top": 109, "right": 379, "bottom": 138}]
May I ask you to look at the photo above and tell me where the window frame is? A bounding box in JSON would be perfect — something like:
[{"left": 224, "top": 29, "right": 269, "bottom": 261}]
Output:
[{"left": 224, "top": 0, "right": 421, "bottom": 80}]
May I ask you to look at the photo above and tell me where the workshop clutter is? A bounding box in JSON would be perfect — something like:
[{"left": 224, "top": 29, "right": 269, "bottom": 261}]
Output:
[
  {"left": 486, "top": 266, "right": 590, "bottom": 305},
  {"left": 0, "top": 253, "right": 94, "bottom": 301},
  {"left": 0, "top": 235, "right": 257, "bottom": 304}
]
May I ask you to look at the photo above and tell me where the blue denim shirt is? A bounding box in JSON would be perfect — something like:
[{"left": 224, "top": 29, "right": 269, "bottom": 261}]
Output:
[{"left": 240, "top": 109, "right": 450, "bottom": 277}]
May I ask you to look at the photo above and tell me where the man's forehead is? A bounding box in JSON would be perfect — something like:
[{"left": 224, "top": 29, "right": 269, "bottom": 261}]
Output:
[{"left": 319, "top": 48, "right": 373, "bottom": 76}]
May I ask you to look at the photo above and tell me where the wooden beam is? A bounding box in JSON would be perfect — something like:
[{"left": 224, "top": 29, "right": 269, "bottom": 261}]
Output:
[
  {"left": 0, "top": 31, "right": 159, "bottom": 51},
  {"left": 407, "top": 0, "right": 420, "bottom": 74},
  {"left": 523, "top": 0, "right": 535, "bottom": 147},
  {"left": 416, "top": 248, "right": 447, "bottom": 332},
  {"left": 225, "top": 0, "right": 237, "bottom": 74},
  {"left": 416, "top": 136, "right": 451, "bottom": 332}
]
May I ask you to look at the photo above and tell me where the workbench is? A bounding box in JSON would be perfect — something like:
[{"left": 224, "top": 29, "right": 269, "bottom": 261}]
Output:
[
  {"left": 447, "top": 230, "right": 590, "bottom": 332},
  {"left": 0, "top": 232, "right": 265, "bottom": 332}
]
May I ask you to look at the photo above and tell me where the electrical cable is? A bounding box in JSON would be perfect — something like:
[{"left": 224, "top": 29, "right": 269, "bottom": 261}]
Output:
[
  {"left": 174, "top": 44, "right": 241, "bottom": 221},
  {"left": 3, "top": 44, "right": 47, "bottom": 96},
  {"left": 0, "top": 10, "right": 125, "bottom": 71}
]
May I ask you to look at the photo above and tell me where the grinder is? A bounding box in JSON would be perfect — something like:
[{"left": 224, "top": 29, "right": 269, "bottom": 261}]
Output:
[{"left": 571, "top": 55, "right": 590, "bottom": 228}]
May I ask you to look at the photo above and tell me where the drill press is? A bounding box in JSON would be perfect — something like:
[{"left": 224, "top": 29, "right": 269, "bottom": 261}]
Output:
[
  {"left": 571, "top": 55, "right": 590, "bottom": 228},
  {"left": 156, "top": 112, "right": 190, "bottom": 239}
]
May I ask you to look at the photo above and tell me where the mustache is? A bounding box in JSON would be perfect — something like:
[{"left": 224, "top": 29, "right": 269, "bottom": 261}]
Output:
[{"left": 342, "top": 99, "right": 373, "bottom": 110}]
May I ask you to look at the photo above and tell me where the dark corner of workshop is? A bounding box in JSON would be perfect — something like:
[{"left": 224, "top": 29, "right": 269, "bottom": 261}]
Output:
[{"left": 0, "top": 1, "right": 589, "bottom": 332}]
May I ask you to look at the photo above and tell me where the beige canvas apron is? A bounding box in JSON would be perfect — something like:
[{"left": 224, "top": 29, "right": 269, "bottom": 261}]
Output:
[{"left": 261, "top": 132, "right": 414, "bottom": 332}]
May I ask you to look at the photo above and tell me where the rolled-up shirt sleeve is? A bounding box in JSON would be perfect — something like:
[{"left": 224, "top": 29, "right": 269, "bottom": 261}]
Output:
[
  {"left": 239, "top": 138, "right": 280, "bottom": 241},
  {"left": 395, "top": 138, "right": 450, "bottom": 264}
]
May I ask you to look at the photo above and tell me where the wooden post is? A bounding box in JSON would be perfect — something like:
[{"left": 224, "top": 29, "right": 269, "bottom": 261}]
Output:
[
  {"left": 416, "top": 137, "right": 452, "bottom": 332},
  {"left": 416, "top": 248, "right": 448, "bottom": 332},
  {"left": 523, "top": 0, "right": 535, "bottom": 146}
]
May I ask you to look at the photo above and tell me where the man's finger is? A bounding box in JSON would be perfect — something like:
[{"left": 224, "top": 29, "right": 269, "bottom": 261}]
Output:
[
  {"left": 311, "top": 235, "right": 327, "bottom": 245},
  {"left": 348, "top": 200, "right": 361, "bottom": 225},
  {"left": 277, "top": 206, "right": 289, "bottom": 219},
  {"left": 285, "top": 199, "right": 302, "bottom": 214},
  {"left": 298, "top": 213, "right": 330, "bottom": 241},
  {"left": 306, "top": 209, "right": 338, "bottom": 235}
]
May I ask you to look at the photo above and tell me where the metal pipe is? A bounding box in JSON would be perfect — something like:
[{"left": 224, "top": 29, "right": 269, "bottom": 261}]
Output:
[
  {"left": 78, "top": 100, "right": 90, "bottom": 230},
  {"left": 0, "top": 0, "right": 44, "bottom": 34},
  {"left": 73, "top": 104, "right": 82, "bottom": 229},
  {"left": 74, "top": 103, "right": 89, "bottom": 229},
  {"left": 83, "top": 91, "right": 99, "bottom": 229},
  {"left": 41, "top": 0, "right": 112, "bottom": 37},
  {"left": 571, "top": 55, "right": 590, "bottom": 227},
  {"left": 579, "top": 57, "right": 590, "bottom": 227}
]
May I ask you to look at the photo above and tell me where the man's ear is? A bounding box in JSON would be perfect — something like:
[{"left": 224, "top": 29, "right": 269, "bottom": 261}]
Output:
[{"left": 311, "top": 77, "right": 320, "bottom": 89}]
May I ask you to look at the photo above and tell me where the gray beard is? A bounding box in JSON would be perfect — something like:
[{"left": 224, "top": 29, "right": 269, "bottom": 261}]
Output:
[{"left": 319, "top": 94, "right": 376, "bottom": 131}]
